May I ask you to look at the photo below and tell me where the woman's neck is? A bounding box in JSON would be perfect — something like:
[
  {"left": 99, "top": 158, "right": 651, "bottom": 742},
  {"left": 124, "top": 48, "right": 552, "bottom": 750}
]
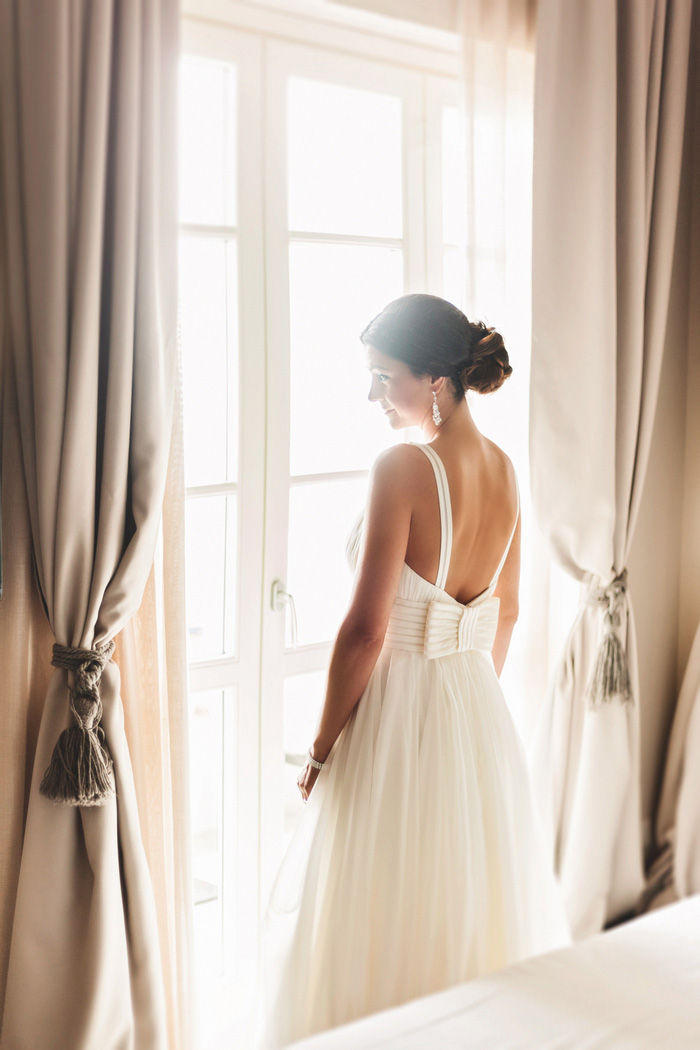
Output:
[{"left": 421, "top": 396, "right": 480, "bottom": 445}]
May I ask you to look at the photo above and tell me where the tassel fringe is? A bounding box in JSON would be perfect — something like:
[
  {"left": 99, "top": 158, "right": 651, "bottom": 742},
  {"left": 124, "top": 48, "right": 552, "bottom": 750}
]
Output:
[
  {"left": 586, "top": 628, "right": 632, "bottom": 708},
  {"left": 585, "top": 569, "right": 633, "bottom": 709},
  {"left": 40, "top": 639, "right": 116, "bottom": 807},
  {"left": 39, "top": 725, "right": 115, "bottom": 806}
]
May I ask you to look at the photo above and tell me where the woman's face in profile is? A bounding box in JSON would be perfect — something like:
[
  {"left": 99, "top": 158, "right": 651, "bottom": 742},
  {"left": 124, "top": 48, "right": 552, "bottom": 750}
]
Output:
[{"left": 366, "top": 344, "right": 431, "bottom": 430}]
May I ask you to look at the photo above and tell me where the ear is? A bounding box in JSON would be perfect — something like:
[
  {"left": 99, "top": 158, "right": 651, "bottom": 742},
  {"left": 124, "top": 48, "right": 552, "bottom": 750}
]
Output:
[{"left": 429, "top": 375, "right": 447, "bottom": 395}]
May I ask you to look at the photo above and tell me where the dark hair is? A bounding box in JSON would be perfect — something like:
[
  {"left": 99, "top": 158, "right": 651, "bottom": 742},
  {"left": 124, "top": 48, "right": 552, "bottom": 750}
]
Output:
[{"left": 359, "top": 293, "right": 512, "bottom": 397}]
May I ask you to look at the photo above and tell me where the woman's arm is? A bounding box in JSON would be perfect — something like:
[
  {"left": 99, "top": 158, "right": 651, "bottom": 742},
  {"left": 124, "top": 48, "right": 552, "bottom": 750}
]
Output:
[
  {"left": 491, "top": 510, "right": 521, "bottom": 677},
  {"left": 297, "top": 445, "right": 415, "bottom": 799}
]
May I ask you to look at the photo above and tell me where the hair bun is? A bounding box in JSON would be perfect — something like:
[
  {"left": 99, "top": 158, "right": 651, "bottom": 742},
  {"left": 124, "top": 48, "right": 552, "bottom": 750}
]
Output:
[{"left": 459, "top": 323, "right": 512, "bottom": 394}]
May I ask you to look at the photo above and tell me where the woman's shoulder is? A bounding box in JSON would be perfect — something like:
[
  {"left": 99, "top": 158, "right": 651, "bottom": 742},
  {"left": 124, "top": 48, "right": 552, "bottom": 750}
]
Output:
[
  {"left": 369, "top": 442, "right": 435, "bottom": 494},
  {"left": 479, "top": 438, "right": 519, "bottom": 519},
  {"left": 371, "top": 438, "right": 517, "bottom": 501},
  {"left": 482, "top": 436, "right": 517, "bottom": 483},
  {"left": 370, "top": 441, "right": 429, "bottom": 473}
]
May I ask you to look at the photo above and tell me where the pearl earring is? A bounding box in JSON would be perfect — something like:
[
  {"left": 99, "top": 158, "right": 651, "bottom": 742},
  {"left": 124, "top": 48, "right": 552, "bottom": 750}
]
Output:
[{"left": 432, "top": 390, "right": 442, "bottom": 426}]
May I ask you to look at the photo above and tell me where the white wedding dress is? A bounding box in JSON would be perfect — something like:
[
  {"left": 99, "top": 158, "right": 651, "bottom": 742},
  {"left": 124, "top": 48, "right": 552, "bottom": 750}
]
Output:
[{"left": 256, "top": 442, "right": 571, "bottom": 1049}]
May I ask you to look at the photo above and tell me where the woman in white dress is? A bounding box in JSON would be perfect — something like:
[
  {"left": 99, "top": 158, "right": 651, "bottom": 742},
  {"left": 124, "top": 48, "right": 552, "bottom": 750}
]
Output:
[{"left": 257, "top": 294, "right": 571, "bottom": 1048}]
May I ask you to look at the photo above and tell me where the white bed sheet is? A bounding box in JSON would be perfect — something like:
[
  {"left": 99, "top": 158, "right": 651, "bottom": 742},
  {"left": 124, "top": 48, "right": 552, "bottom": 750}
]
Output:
[{"left": 289, "top": 896, "right": 700, "bottom": 1049}]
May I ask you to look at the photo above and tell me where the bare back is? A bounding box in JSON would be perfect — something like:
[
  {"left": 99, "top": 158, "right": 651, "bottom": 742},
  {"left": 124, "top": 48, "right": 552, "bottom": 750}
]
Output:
[{"left": 403, "top": 436, "right": 519, "bottom": 606}]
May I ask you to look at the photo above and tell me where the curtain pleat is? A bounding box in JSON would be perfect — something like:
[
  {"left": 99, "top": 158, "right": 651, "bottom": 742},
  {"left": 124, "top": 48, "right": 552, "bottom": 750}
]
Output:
[
  {"left": 649, "top": 620, "right": 700, "bottom": 904},
  {"left": 0, "top": 1, "right": 189, "bottom": 1047},
  {"left": 0, "top": 349, "right": 55, "bottom": 1015},
  {"left": 116, "top": 366, "right": 194, "bottom": 1050},
  {"left": 647, "top": 2, "right": 700, "bottom": 911}
]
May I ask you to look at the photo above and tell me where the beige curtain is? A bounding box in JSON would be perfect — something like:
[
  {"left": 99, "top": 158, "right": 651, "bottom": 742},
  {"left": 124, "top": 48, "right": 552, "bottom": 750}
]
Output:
[
  {"left": 528, "top": 0, "right": 694, "bottom": 939},
  {"left": 0, "top": 2, "right": 191, "bottom": 1048},
  {"left": 0, "top": 353, "right": 55, "bottom": 1027},
  {"left": 0, "top": 360, "right": 193, "bottom": 1050},
  {"left": 647, "top": 620, "right": 700, "bottom": 906},
  {"left": 647, "top": 7, "right": 700, "bottom": 912}
]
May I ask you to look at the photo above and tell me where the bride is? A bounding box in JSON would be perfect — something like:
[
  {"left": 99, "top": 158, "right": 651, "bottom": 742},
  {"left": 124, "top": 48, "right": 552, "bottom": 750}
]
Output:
[{"left": 256, "top": 294, "right": 571, "bottom": 1048}]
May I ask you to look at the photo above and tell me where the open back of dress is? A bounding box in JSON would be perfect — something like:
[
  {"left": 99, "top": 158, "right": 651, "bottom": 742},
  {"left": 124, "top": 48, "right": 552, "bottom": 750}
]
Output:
[{"left": 257, "top": 444, "right": 570, "bottom": 1050}]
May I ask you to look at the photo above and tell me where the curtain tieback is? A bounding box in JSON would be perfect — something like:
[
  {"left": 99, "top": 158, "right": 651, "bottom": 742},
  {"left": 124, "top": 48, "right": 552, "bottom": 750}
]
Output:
[
  {"left": 584, "top": 569, "right": 633, "bottom": 708},
  {"left": 39, "top": 640, "right": 116, "bottom": 807}
]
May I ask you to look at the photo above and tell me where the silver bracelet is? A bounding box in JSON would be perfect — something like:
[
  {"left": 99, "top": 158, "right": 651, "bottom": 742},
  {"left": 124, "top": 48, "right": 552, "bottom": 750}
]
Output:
[{"left": 306, "top": 748, "right": 324, "bottom": 770}]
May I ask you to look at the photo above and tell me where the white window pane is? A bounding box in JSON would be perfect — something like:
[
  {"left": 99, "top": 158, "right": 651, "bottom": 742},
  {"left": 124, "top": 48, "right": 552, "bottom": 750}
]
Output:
[
  {"left": 190, "top": 687, "right": 239, "bottom": 1048},
  {"left": 185, "top": 495, "right": 238, "bottom": 661},
  {"left": 287, "top": 477, "right": 368, "bottom": 647},
  {"left": 282, "top": 671, "right": 326, "bottom": 842},
  {"left": 190, "top": 688, "right": 225, "bottom": 1016},
  {"left": 178, "top": 56, "right": 237, "bottom": 227},
  {"left": 190, "top": 689, "right": 224, "bottom": 911},
  {"left": 471, "top": 253, "right": 503, "bottom": 324},
  {"left": 288, "top": 77, "right": 402, "bottom": 237},
  {"left": 443, "top": 245, "right": 467, "bottom": 312},
  {"left": 472, "top": 107, "right": 505, "bottom": 250},
  {"left": 289, "top": 242, "right": 404, "bottom": 476},
  {"left": 443, "top": 245, "right": 504, "bottom": 324},
  {"left": 442, "top": 105, "right": 467, "bottom": 245},
  {"left": 444, "top": 103, "right": 528, "bottom": 259},
  {"left": 180, "top": 238, "right": 239, "bottom": 487}
]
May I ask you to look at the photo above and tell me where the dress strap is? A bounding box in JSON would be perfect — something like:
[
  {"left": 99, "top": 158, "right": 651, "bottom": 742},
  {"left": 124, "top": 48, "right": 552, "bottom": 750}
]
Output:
[
  {"left": 412, "top": 443, "right": 453, "bottom": 591},
  {"left": 488, "top": 474, "right": 520, "bottom": 588}
]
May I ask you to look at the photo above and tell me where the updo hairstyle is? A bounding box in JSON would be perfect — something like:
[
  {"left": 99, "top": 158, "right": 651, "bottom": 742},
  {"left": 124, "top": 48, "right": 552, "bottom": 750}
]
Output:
[{"left": 360, "top": 293, "right": 512, "bottom": 397}]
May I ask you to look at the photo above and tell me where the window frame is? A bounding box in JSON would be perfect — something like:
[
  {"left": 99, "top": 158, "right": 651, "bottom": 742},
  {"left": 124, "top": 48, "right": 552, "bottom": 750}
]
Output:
[
  {"left": 178, "top": 8, "right": 576, "bottom": 1047},
  {"left": 259, "top": 35, "right": 428, "bottom": 902}
]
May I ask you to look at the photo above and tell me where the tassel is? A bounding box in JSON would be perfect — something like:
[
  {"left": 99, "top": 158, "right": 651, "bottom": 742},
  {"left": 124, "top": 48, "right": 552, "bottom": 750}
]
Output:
[
  {"left": 39, "top": 724, "right": 115, "bottom": 806},
  {"left": 585, "top": 569, "right": 633, "bottom": 709},
  {"left": 586, "top": 623, "right": 633, "bottom": 707},
  {"left": 40, "top": 640, "right": 116, "bottom": 806}
]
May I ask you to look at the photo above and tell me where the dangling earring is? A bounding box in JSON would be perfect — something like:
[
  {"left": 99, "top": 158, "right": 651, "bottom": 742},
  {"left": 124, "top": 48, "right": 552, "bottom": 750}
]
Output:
[{"left": 432, "top": 390, "right": 442, "bottom": 426}]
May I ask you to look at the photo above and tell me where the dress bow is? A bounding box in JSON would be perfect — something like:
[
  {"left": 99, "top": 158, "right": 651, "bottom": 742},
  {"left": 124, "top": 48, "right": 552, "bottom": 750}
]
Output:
[{"left": 423, "top": 597, "right": 500, "bottom": 660}]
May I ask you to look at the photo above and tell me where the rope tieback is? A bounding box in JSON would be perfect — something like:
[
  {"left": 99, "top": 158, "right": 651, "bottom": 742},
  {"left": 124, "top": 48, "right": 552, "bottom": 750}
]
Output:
[
  {"left": 39, "top": 640, "right": 116, "bottom": 807},
  {"left": 585, "top": 569, "right": 633, "bottom": 708}
]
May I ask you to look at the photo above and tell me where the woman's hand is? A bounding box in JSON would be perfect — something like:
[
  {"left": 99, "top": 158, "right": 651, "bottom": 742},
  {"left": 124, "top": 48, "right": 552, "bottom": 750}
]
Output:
[{"left": 297, "top": 760, "right": 321, "bottom": 803}]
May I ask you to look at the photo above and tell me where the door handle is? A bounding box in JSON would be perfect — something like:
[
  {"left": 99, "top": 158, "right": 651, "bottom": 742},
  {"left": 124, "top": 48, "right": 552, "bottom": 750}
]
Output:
[{"left": 271, "top": 579, "right": 298, "bottom": 649}]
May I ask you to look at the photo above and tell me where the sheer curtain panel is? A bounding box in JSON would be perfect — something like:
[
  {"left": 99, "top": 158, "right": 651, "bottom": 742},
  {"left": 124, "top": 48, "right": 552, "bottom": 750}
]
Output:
[
  {"left": 528, "top": 0, "right": 693, "bottom": 938},
  {"left": 456, "top": 1, "right": 545, "bottom": 740},
  {"left": 457, "top": 0, "right": 535, "bottom": 324},
  {"left": 0, "top": 1, "right": 184, "bottom": 1048}
]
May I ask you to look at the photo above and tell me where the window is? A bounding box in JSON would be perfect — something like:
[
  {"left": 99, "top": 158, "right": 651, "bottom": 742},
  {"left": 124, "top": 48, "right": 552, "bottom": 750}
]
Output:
[{"left": 178, "top": 10, "right": 576, "bottom": 1048}]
